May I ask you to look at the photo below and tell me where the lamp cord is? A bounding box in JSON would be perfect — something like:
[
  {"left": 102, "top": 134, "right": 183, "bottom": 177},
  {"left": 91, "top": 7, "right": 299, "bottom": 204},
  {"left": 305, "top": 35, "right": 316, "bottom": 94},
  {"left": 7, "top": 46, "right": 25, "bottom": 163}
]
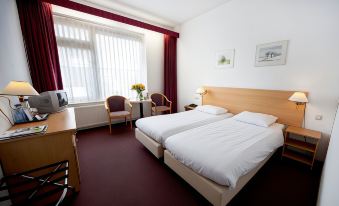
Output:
[
  {"left": 0, "top": 96, "right": 15, "bottom": 126},
  {"left": 0, "top": 96, "right": 15, "bottom": 109},
  {"left": 0, "top": 108, "right": 13, "bottom": 126}
]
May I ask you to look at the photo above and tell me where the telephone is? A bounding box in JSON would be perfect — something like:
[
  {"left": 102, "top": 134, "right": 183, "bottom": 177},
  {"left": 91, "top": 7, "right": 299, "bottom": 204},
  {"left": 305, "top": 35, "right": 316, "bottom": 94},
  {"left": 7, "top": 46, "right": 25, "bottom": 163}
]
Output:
[{"left": 188, "top": 104, "right": 198, "bottom": 108}]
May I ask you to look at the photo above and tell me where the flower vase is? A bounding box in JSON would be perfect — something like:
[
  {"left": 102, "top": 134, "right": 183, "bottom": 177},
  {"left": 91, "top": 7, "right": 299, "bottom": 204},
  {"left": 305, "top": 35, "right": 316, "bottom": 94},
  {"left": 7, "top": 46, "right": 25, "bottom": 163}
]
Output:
[{"left": 137, "top": 91, "right": 144, "bottom": 101}]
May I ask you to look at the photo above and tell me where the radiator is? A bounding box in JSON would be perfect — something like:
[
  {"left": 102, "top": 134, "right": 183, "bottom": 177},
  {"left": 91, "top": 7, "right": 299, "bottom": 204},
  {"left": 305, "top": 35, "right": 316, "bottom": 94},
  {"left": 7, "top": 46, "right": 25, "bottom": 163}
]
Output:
[{"left": 73, "top": 102, "right": 152, "bottom": 129}]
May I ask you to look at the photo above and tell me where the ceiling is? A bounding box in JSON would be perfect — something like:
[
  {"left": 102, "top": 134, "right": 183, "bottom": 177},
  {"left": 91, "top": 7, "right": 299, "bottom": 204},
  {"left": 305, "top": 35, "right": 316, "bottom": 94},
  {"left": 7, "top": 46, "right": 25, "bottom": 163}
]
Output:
[{"left": 80, "top": 0, "right": 232, "bottom": 27}]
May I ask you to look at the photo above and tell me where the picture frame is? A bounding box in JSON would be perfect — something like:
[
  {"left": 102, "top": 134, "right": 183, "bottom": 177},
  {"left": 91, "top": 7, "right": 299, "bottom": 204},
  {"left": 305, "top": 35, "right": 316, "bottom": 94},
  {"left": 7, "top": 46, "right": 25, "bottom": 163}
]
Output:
[
  {"left": 215, "top": 49, "right": 235, "bottom": 68},
  {"left": 255, "top": 40, "right": 288, "bottom": 67}
]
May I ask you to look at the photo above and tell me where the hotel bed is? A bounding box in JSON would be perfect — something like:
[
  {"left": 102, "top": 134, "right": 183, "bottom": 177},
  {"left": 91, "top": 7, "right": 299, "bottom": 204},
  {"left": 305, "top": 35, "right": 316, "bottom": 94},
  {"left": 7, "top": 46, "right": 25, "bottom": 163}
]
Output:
[
  {"left": 162, "top": 87, "right": 307, "bottom": 206},
  {"left": 135, "top": 105, "right": 233, "bottom": 158},
  {"left": 164, "top": 116, "right": 285, "bottom": 206},
  {"left": 165, "top": 118, "right": 284, "bottom": 189}
]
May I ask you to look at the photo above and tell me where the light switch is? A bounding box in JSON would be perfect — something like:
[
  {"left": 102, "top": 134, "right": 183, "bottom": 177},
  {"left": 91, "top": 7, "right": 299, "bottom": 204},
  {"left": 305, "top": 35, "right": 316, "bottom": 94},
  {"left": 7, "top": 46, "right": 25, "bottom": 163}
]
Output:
[{"left": 315, "top": 115, "right": 323, "bottom": 120}]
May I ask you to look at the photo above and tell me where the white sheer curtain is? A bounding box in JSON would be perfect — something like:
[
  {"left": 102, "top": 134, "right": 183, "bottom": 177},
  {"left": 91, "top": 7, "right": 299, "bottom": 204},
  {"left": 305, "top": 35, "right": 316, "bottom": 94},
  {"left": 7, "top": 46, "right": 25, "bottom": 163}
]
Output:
[{"left": 53, "top": 15, "right": 147, "bottom": 103}]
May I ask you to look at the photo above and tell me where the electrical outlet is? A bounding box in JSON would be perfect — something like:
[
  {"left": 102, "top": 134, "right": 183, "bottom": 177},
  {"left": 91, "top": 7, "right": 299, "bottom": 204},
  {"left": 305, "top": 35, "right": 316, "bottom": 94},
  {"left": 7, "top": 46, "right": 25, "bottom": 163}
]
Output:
[{"left": 315, "top": 115, "right": 323, "bottom": 120}]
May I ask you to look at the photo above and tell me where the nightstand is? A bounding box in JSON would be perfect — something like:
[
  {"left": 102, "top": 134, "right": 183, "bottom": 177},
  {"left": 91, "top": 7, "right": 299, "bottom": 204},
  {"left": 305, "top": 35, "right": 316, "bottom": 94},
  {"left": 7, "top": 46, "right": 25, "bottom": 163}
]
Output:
[
  {"left": 282, "top": 126, "right": 321, "bottom": 169},
  {"left": 184, "top": 105, "right": 197, "bottom": 111}
]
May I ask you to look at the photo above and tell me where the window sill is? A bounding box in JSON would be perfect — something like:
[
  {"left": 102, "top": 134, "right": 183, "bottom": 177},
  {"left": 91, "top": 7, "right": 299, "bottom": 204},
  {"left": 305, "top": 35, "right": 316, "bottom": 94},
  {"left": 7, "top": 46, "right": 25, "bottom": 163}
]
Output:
[{"left": 69, "top": 101, "right": 105, "bottom": 108}]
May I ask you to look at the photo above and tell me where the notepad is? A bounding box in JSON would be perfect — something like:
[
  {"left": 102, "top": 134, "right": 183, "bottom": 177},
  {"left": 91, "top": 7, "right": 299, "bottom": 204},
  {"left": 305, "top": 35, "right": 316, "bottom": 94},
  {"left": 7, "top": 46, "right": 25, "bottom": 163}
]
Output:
[{"left": 0, "top": 125, "right": 48, "bottom": 141}]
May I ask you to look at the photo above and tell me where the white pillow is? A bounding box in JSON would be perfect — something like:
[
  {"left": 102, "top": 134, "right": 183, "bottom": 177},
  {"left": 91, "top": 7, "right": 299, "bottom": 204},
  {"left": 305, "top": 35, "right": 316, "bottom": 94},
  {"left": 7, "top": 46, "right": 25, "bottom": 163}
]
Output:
[
  {"left": 233, "top": 111, "right": 278, "bottom": 127},
  {"left": 195, "top": 105, "right": 228, "bottom": 115}
]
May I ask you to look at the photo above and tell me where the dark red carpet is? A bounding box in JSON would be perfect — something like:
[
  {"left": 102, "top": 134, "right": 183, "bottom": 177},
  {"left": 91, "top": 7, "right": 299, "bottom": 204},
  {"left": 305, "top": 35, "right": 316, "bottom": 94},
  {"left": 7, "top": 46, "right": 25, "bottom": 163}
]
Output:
[{"left": 66, "top": 124, "right": 322, "bottom": 206}]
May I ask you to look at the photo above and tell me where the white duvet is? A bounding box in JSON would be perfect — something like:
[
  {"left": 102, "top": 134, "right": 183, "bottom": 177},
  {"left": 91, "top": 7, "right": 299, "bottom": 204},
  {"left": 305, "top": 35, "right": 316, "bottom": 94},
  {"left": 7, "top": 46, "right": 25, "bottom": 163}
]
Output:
[
  {"left": 165, "top": 118, "right": 284, "bottom": 188},
  {"left": 136, "top": 110, "right": 233, "bottom": 145}
]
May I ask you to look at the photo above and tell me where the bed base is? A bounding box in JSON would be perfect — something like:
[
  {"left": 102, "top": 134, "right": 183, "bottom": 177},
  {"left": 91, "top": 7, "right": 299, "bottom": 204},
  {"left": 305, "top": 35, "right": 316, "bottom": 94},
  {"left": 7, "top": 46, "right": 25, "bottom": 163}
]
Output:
[
  {"left": 135, "top": 128, "right": 164, "bottom": 158},
  {"left": 164, "top": 150, "right": 275, "bottom": 206}
]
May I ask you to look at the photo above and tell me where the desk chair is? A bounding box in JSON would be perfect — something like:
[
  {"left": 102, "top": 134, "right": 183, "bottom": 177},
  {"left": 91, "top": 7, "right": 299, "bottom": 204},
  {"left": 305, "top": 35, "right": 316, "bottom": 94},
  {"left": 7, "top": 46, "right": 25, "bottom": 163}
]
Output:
[
  {"left": 150, "top": 93, "right": 172, "bottom": 115},
  {"left": 105, "top": 96, "right": 132, "bottom": 133}
]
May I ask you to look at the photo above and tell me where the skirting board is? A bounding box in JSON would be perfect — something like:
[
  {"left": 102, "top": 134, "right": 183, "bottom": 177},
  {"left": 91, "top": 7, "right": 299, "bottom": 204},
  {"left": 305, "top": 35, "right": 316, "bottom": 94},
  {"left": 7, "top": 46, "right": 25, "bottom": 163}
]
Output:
[
  {"left": 135, "top": 128, "right": 164, "bottom": 158},
  {"left": 164, "top": 150, "right": 275, "bottom": 206}
]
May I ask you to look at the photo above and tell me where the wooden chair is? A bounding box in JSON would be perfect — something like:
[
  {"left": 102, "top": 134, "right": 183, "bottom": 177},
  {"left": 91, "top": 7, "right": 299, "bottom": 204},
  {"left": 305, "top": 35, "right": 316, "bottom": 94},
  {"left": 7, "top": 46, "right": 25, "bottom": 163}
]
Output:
[
  {"left": 150, "top": 93, "right": 172, "bottom": 115},
  {"left": 105, "top": 96, "right": 132, "bottom": 133}
]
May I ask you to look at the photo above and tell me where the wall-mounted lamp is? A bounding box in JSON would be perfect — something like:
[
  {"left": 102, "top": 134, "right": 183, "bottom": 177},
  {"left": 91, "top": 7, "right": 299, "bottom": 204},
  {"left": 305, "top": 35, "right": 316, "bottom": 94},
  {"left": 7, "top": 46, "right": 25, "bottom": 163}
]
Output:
[
  {"left": 288, "top": 92, "right": 308, "bottom": 105},
  {"left": 289, "top": 92, "right": 308, "bottom": 127},
  {"left": 196, "top": 87, "right": 207, "bottom": 105}
]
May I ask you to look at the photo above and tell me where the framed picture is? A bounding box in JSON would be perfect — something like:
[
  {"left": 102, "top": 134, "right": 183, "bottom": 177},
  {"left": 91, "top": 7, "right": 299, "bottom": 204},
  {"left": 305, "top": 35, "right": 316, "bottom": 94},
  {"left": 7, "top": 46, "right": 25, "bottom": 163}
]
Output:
[
  {"left": 255, "top": 40, "right": 288, "bottom": 67},
  {"left": 216, "top": 49, "right": 235, "bottom": 68}
]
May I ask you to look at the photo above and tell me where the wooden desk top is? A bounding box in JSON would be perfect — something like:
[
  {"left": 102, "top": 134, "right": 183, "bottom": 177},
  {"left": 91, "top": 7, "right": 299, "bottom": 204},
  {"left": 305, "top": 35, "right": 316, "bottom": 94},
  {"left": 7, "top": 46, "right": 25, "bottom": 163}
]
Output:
[{"left": 4, "top": 108, "right": 77, "bottom": 142}]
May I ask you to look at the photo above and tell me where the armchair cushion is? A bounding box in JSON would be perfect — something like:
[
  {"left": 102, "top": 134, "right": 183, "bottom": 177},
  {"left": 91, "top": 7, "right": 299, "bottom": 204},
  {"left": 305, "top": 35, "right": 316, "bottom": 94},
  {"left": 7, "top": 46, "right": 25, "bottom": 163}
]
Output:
[
  {"left": 107, "top": 96, "right": 126, "bottom": 112},
  {"left": 152, "top": 106, "right": 171, "bottom": 112},
  {"left": 109, "top": 111, "right": 131, "bottom": 118},
  {"left": 151, "top": 94, "right": 165, "bottom": 106}
]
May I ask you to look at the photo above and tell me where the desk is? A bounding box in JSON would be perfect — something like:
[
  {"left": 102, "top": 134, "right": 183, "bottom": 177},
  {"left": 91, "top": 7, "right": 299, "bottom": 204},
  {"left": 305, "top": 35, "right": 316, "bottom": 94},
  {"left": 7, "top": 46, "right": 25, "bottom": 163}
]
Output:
[
  {"left": 130, "top": 99, "right": 151, "bottom": 118},
  {"left": 0, "top": 108, "right": 80, "bottom": 192}
]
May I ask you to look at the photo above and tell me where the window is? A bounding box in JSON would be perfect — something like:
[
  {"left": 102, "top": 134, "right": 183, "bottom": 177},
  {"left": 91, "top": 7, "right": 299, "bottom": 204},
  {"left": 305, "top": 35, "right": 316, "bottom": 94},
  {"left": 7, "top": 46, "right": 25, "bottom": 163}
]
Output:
[{"left": 53, "top": 15, "right": 147, "bottom": 103}]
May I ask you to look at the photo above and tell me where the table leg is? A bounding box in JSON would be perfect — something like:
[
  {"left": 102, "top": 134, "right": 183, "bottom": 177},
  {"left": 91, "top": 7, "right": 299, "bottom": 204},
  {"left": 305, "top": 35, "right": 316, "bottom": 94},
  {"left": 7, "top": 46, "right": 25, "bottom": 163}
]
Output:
[{"left": 139, "top": 103, "right": 144, "bottom": 118}]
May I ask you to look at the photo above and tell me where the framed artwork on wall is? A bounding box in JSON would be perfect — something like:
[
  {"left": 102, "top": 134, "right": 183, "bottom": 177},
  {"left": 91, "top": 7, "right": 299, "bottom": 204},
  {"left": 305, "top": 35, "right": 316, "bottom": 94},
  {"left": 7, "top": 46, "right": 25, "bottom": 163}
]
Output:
[
  {"left": 215, "top": 49, "right": 235, "bottom": 68},
  {"left": 255, "top": 40, "right": 288, "bottom": 67}
]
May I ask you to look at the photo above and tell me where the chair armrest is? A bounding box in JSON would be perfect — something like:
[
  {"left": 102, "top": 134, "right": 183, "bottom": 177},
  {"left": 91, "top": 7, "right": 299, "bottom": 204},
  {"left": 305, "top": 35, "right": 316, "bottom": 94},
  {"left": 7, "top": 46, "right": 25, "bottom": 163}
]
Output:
[
  {"left": 127, "top": 101, "right": 133, "bottom": 112},
  {"left": 151, "top": 101, "right": 157, "bottom": 107},
  {"left": 104, "top": 101, "right": 109, "bottom": 111},
  {"left": 163, "top": 95, "right": 172, "bottom": 104}
]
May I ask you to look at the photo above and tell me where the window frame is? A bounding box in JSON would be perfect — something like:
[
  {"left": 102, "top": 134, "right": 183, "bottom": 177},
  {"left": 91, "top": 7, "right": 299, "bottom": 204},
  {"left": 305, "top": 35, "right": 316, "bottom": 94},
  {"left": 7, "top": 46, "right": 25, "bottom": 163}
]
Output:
[{"left": 53, "top": 14, "right": 147, "bottom": 104}]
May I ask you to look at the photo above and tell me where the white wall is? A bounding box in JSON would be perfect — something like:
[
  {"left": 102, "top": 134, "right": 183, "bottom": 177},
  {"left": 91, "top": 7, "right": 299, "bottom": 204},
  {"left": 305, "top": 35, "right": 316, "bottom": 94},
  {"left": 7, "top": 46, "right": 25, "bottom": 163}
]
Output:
[
  {"left": 177, "top": 0, "right": 339, "bottom": 160},
  {"left": 317, "top": 103, "right": 339, "bottom": 206},
  {"left": 0, "top": 0, "right": 30, "bottom": 133}
]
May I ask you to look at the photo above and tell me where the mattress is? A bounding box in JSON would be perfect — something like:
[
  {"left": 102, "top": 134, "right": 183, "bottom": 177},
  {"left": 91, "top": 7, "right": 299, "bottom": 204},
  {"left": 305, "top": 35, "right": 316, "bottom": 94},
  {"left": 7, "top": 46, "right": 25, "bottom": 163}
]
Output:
[
  {"left": 135, "top": 110, "right": 233, "bottom": 145},
  {"left": 164, "top": 118, "right": 284, "bottom": 188}
]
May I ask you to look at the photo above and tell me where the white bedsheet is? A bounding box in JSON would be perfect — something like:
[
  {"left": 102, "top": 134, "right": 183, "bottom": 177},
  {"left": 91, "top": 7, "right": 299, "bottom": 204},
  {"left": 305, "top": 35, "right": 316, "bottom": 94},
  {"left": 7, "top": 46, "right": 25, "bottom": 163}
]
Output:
[
  {"left": 165, "top": 118, "right": 284, "bottom": 188},
  {"left": 136, "top": 110, "right": 233, "bottom": 145}
]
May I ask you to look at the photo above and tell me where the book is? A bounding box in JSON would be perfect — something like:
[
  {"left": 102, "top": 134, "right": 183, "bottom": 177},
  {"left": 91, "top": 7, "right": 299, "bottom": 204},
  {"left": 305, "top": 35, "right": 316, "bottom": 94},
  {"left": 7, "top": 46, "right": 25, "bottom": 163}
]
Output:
[{"left": 0, "top": 125, "right": 48, "bottom": 141}]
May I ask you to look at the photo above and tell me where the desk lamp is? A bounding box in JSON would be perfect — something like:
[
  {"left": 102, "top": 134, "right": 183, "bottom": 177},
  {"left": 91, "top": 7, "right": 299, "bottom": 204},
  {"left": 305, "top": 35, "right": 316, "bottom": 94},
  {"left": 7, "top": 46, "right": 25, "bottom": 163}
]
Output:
[{"left": 0, "top": 81, "right": 39, "bottom": 108}]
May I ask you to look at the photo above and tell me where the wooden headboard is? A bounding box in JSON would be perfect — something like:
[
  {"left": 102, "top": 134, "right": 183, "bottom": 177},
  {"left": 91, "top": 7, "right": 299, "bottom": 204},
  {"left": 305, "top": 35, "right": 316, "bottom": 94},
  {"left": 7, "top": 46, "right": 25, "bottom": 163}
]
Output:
[{"left": 203, "top": 86, "right": 307, "bottom": 127}]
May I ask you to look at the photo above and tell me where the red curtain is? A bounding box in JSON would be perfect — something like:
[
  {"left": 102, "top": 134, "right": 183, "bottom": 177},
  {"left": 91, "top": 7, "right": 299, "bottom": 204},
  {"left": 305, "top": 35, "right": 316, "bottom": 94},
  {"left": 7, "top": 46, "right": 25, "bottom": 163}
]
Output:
[
  {"left": 42, "top": 0, "right": 179, "bottom": 38},
  {"left": 164, "top": 35, "right": 177, "bottom": 113},
  {"left": 16, "top": 0, "right": 63, "bottom": 93}
]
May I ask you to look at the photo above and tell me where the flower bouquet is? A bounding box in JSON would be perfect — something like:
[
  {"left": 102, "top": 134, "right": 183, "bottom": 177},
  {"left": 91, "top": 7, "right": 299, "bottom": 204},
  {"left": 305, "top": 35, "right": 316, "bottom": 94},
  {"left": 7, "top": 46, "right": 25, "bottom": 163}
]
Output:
[{"left": 131, "top": 83, "right": 145, "bottom": 100}]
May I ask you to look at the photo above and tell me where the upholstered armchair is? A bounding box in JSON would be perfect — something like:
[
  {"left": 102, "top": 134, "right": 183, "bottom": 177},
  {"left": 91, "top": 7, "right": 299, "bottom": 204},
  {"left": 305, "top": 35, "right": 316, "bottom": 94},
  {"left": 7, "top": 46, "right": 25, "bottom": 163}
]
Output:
[
  {"left": 105, "top": 96, "right": 132, "bottom": 133},
  {"left": 150, "top": 93, "right": 172, "bottom": 115}
]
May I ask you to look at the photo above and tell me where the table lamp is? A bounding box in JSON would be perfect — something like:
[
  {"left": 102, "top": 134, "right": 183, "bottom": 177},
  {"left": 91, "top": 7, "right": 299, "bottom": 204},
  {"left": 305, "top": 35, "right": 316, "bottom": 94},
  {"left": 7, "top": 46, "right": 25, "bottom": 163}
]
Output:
[
  {"left": 289, "top": 92, "right": 308, "bottom": 127},
  {"left": 0, "top": 81, "right": 39, "bottom": 107},
  {"left": 196, "top": 87, "right": 207, "bottom": 105}
]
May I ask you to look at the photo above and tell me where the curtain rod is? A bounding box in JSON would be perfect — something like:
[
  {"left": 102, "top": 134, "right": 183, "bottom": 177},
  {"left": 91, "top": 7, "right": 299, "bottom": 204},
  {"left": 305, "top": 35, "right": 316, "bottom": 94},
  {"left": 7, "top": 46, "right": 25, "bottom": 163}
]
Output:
[{"left": 41, "top": 0, "right": 179, "bottom": 38}]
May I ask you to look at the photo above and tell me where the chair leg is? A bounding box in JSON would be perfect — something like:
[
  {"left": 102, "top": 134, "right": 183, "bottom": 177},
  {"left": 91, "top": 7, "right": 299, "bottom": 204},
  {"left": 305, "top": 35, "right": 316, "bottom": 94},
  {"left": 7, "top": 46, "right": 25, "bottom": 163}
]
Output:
[
  {"left": 109, "top": 119, "right": 112, "bottom": 134},
  {"left": 129, "top": 114, "right": 132, "bottom": 129},
  {"left": 125, "top": 117, "right": 127, "bottom": 125}
]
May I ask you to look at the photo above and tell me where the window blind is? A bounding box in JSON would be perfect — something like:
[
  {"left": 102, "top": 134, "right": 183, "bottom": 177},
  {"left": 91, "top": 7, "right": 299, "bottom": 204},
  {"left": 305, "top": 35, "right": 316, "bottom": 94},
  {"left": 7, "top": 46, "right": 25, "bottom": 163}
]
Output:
[{"left": 53, "top": 15, "right": 147, "bottom": 103}]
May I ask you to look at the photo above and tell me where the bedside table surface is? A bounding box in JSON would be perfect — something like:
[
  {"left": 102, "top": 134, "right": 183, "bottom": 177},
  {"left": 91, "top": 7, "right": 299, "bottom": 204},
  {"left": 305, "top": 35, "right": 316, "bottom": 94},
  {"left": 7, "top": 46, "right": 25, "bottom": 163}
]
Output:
[{"left": 286, "top": 126, "right": 321, "bottom": 139}]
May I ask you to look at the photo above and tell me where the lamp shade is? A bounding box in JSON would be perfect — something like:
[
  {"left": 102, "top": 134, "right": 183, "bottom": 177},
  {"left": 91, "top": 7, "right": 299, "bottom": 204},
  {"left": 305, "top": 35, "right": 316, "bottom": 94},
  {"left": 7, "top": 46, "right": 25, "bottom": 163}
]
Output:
[
  {"left": 196, "top": 87, "right": 207, "bottom": 95},
  {"left": 288, "top": 92, "right": 308, "bottom": 103},
  {"left": 0, "top": 81, "right": 39, "bottom": 96}
]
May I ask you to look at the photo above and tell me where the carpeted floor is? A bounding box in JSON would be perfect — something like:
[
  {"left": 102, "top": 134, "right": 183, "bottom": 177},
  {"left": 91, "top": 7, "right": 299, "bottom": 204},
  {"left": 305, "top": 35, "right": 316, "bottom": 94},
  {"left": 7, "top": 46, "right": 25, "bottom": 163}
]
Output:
[{"left": 67, "top": 124, "right": 322, "bottom": 206}]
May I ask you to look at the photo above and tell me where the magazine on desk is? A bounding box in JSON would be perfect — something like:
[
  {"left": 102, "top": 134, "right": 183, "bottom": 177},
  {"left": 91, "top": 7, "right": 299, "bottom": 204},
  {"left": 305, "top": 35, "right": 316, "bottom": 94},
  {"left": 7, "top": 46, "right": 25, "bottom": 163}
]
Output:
[{"left": 0, "top": 125, "right": 48, "bottom": 141}]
